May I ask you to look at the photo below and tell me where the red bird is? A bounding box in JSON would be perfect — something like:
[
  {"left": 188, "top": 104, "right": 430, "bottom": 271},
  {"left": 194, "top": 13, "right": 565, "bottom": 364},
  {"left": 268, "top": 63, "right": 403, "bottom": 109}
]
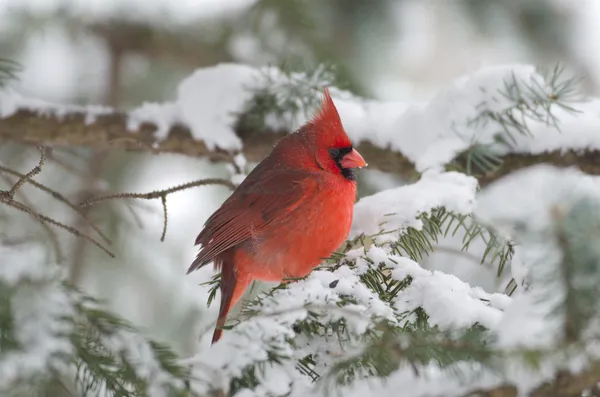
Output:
[{"left": 187, "top": 88, "right": 367, "bottom": 344}]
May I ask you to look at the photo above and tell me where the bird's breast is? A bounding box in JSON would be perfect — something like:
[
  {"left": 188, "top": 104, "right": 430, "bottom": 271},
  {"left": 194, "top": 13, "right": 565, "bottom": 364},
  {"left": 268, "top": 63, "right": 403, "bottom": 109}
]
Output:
[{"left": 239, "top": 180, "right": 356, "bottom": 282}]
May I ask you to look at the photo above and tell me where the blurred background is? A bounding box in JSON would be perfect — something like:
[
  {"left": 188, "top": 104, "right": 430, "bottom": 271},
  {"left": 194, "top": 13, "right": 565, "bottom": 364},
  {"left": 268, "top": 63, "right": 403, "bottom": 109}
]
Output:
[{"left": 0, "top": 0, "right": 597, "bottom": 357}]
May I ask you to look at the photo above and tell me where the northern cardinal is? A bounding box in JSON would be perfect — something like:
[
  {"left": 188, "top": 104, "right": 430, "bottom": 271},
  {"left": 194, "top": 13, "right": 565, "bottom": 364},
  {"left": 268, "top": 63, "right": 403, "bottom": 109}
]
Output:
[{"left": 187, "top": 88, "right": 367, "bottom": 344}]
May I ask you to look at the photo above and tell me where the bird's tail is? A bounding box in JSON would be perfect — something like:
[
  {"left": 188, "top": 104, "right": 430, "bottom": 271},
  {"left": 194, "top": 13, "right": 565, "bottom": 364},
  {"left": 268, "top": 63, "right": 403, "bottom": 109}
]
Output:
[{"left": 212, "top": 257, "right": 251, "bottom": 344}]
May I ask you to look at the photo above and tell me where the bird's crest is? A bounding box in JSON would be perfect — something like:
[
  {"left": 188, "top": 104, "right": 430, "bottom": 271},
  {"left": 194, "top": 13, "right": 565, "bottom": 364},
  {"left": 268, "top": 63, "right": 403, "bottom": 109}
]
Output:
[{"left": 310, "top": 88, "right": 351, "bottom": 147}]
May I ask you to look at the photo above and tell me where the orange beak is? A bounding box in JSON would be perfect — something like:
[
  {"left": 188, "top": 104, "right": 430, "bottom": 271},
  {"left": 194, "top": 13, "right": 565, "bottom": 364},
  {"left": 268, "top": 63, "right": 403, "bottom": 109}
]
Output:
[{"left": 340, "top": 148, "right": 367, "bottom": 169}]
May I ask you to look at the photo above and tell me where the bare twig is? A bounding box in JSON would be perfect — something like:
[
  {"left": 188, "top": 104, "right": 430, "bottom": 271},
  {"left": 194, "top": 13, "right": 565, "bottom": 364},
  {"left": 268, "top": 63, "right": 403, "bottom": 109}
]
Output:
[
  {"left": 4, "top": 145, "right": 45, "bottom": 198},
  {"left": 2, "top": 198, "right": 114, "bottom": 258},
  {"left": 0, "top": 164, "right": 112, "bottom": 245},
  {"left": 45, "top": 149, "right": 149, "bottom": 229},
  {"left": 82, "top": 178, "right": 236, "bottom": 206},
  {"left": 46, "top": 147, "right": 147, "bottom": 226},
  {"left": 81, "top": 178, "right": 235, "bottom": 241},
  {"left": 0, "top": 174, "right": 64, "bottom": 262},
  {"left": 160, "top": 195, "right": 168, "bottom": 242},
  {"left": 0, "top": 147, "right": 114, "bottom": 257}
]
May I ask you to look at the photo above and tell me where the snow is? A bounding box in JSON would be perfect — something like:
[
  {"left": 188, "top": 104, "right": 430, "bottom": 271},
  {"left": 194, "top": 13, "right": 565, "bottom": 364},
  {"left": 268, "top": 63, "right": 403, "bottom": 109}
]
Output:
[
  {"left": 177, "top": 64, "right": 258, "bottom": 150},
  {"left": 392, "top": 64, "right": 550, "bottom": 171},
  {"left": 127, "top": 102, "right": 181, "bottom": 141},
  {"left": 476, "top": 164, "right": 600, "bottom": 236},
  {"left": 0, "top": 87, "right": 113, "bottom": 121},
  {"left": 1, "top": 62, "right": 598, "bottom": 172},
  {"left": 183, "top": 162, "right": 600, "bottom": 397},
  {"left": 390, "top": 256, "right": 505, "bottom": 330},
  {"left": 123, "top": 62, "right": 600, "bottom": 173},
  {"left": 351, "top": 170, "right": 478, "bottom": 241},
  {"left": 0, "top": 243, "right": 188, "bottom": 396},
  {"left": 101, "top": 327, "right": 186, "bottom": 396},
  {"left": 185, "top": 167, "right": 504, "bottom": 396},
  {"left": 0, "top": 244, "right": 74, "bottom": 393},
  {"left": 475, "top": 165, "right": 600, "bottom": 348}
]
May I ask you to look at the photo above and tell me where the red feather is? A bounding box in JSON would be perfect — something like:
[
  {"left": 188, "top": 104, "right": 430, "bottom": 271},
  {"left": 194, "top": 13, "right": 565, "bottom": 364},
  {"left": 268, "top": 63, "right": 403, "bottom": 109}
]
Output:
[
  {"left": 188, "top": 88, "right": 366, "bottom": 344},
  {"left": 188, "top": 168, "right": 319, "bottom": 273}
]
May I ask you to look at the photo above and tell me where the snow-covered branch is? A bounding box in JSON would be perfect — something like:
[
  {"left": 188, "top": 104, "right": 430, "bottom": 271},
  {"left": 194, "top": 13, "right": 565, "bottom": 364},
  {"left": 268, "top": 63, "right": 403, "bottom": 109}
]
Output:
[{"left": 0, "top": 63, "right": 598, "bottom": 184}]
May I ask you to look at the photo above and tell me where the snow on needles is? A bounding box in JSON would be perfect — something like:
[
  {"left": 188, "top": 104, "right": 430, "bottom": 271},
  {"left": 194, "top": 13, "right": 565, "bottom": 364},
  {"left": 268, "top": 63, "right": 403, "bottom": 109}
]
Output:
[
  {"left": 1, "top": 62, "right": 597, "bottom": 168},
  {"left": 350, "top": 170, "right": 478, "bottom": 241},
  {"left": 127, "top": 62, "right": 600, "bottom": 168},
  {"left": 187, "top": 171, "right": 507, "bottom": 397}
]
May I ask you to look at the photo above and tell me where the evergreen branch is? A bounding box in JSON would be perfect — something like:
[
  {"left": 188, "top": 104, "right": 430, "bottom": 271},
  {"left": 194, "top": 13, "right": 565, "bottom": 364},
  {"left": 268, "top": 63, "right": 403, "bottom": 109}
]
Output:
[
  {"left": 325, "top": 317, "right": 493, "bottom": 389},
  {"left": 44, "top": 148, "right": 149, "bottom": 230},
  {"left": 199, "top": 204, "right": 513, "bottom": 393},
  {"left": 0, "top": 102, "right": 597, "bottom": 185},
  {"left": 200, "top": 273, "right": 221, "bottom": 308},
  {"left": 339, "top": 208, "right": 514, "bottom": 298},
  {"left": 160, "top": 195, "right": 168, "bottom": 242},
  {"left": 450, "top": 65, "right": 579, "bottom": 178},
  {"left": 70, "top": 291, "right": 190, "bottom": 397},
  {"left": 236, "top": 63, "right": 339, "bottom": 133},
  {"left": 2, "top": 145, "right": 45, "bottom": 199}
]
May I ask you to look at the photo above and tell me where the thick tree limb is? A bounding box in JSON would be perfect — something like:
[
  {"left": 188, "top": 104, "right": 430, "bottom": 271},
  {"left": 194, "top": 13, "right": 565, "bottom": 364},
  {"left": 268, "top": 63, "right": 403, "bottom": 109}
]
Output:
[
  {"left": 0, "top": 108, "right": 597, "bottom": 186},
  {"left": 0, "top": 108, "right": 416, "bottom": 175}
]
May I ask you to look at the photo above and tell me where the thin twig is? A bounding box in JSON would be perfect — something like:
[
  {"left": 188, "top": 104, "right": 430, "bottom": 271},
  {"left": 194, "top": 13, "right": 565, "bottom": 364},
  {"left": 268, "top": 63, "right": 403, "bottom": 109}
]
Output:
[
  {"left": 81, "top": 178, "right": 236, "bottom": 206},
  {"left": 6, "top": 145, "right": 45, "bottom": 198},
  {"left": 46, "top": 149, "right": 147, "bottom": 228},
  {"left": 0, "top": 141, "right": 113, "bottom": 257},
  {"left": 0, "top": 174, "right": 64, "bottom": 262},
  {"left": 160, "top": 195, "right": 168, "bottom": 242},
  {"left": 2, "top": 198, "right": 114, "bottom": 257},
  {"left": 0, "top": 165, "right": 112, "bottom": 245},
  {"left": 81, "top": 178, "right": 236, "bottom": 241}
]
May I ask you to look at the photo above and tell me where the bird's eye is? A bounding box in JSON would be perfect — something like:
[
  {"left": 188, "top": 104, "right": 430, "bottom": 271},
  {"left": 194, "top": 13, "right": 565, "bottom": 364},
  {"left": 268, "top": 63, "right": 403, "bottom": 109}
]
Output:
[{"left": 329, "top": 148, "right": 340, "bottom": 158}]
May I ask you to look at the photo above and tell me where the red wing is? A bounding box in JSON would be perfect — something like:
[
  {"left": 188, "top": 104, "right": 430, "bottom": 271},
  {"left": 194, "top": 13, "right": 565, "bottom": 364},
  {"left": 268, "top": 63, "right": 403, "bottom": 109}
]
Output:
[{"left": 187, "top": 169, "right": 319, "bottom": 273}]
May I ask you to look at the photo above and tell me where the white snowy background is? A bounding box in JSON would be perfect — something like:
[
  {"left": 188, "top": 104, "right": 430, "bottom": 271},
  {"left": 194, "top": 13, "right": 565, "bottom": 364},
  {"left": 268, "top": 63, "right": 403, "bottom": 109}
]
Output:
[{"left": 1, "top": 0, "right": 600, "bottom": 395}]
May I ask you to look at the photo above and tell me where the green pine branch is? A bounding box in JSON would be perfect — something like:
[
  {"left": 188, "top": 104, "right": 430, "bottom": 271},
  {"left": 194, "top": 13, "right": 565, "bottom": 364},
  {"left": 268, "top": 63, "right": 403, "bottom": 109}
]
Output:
[
  {"left": 69, "top": 291, "right": 190, "bottom": 397},
  {"left": 198, "top": 205, "right": 514, "bottom": 393},
  {"left": 449, "top": 64, "right": 580, "bottom": 178},
  {"left": 326, "top": 315, "right": 493, "bottom": 388},
  {"left": 0, "top": 269, "right": 190, "bottom": 397},
  {"left": 235, "top": 63, "right": 342, "bottom": 133},
  {"left": 336, "top": 208, "right": 514, "bottom": 300}
]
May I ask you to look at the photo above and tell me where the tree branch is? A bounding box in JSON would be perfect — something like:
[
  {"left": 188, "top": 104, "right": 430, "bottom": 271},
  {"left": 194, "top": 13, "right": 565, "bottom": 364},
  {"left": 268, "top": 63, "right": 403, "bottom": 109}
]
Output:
[
  {"left": 81, "top": 178, "right": 236, "bottom": 241},
  {"left": 0, "top": 108, "right": 596, "bottom": 186}
]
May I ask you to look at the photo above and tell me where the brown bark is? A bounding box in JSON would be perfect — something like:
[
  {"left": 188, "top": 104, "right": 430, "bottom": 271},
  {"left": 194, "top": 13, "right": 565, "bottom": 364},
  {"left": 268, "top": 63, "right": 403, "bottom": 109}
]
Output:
[{"left": 0, "top": 108, "right": 598, "bottom": 187}]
